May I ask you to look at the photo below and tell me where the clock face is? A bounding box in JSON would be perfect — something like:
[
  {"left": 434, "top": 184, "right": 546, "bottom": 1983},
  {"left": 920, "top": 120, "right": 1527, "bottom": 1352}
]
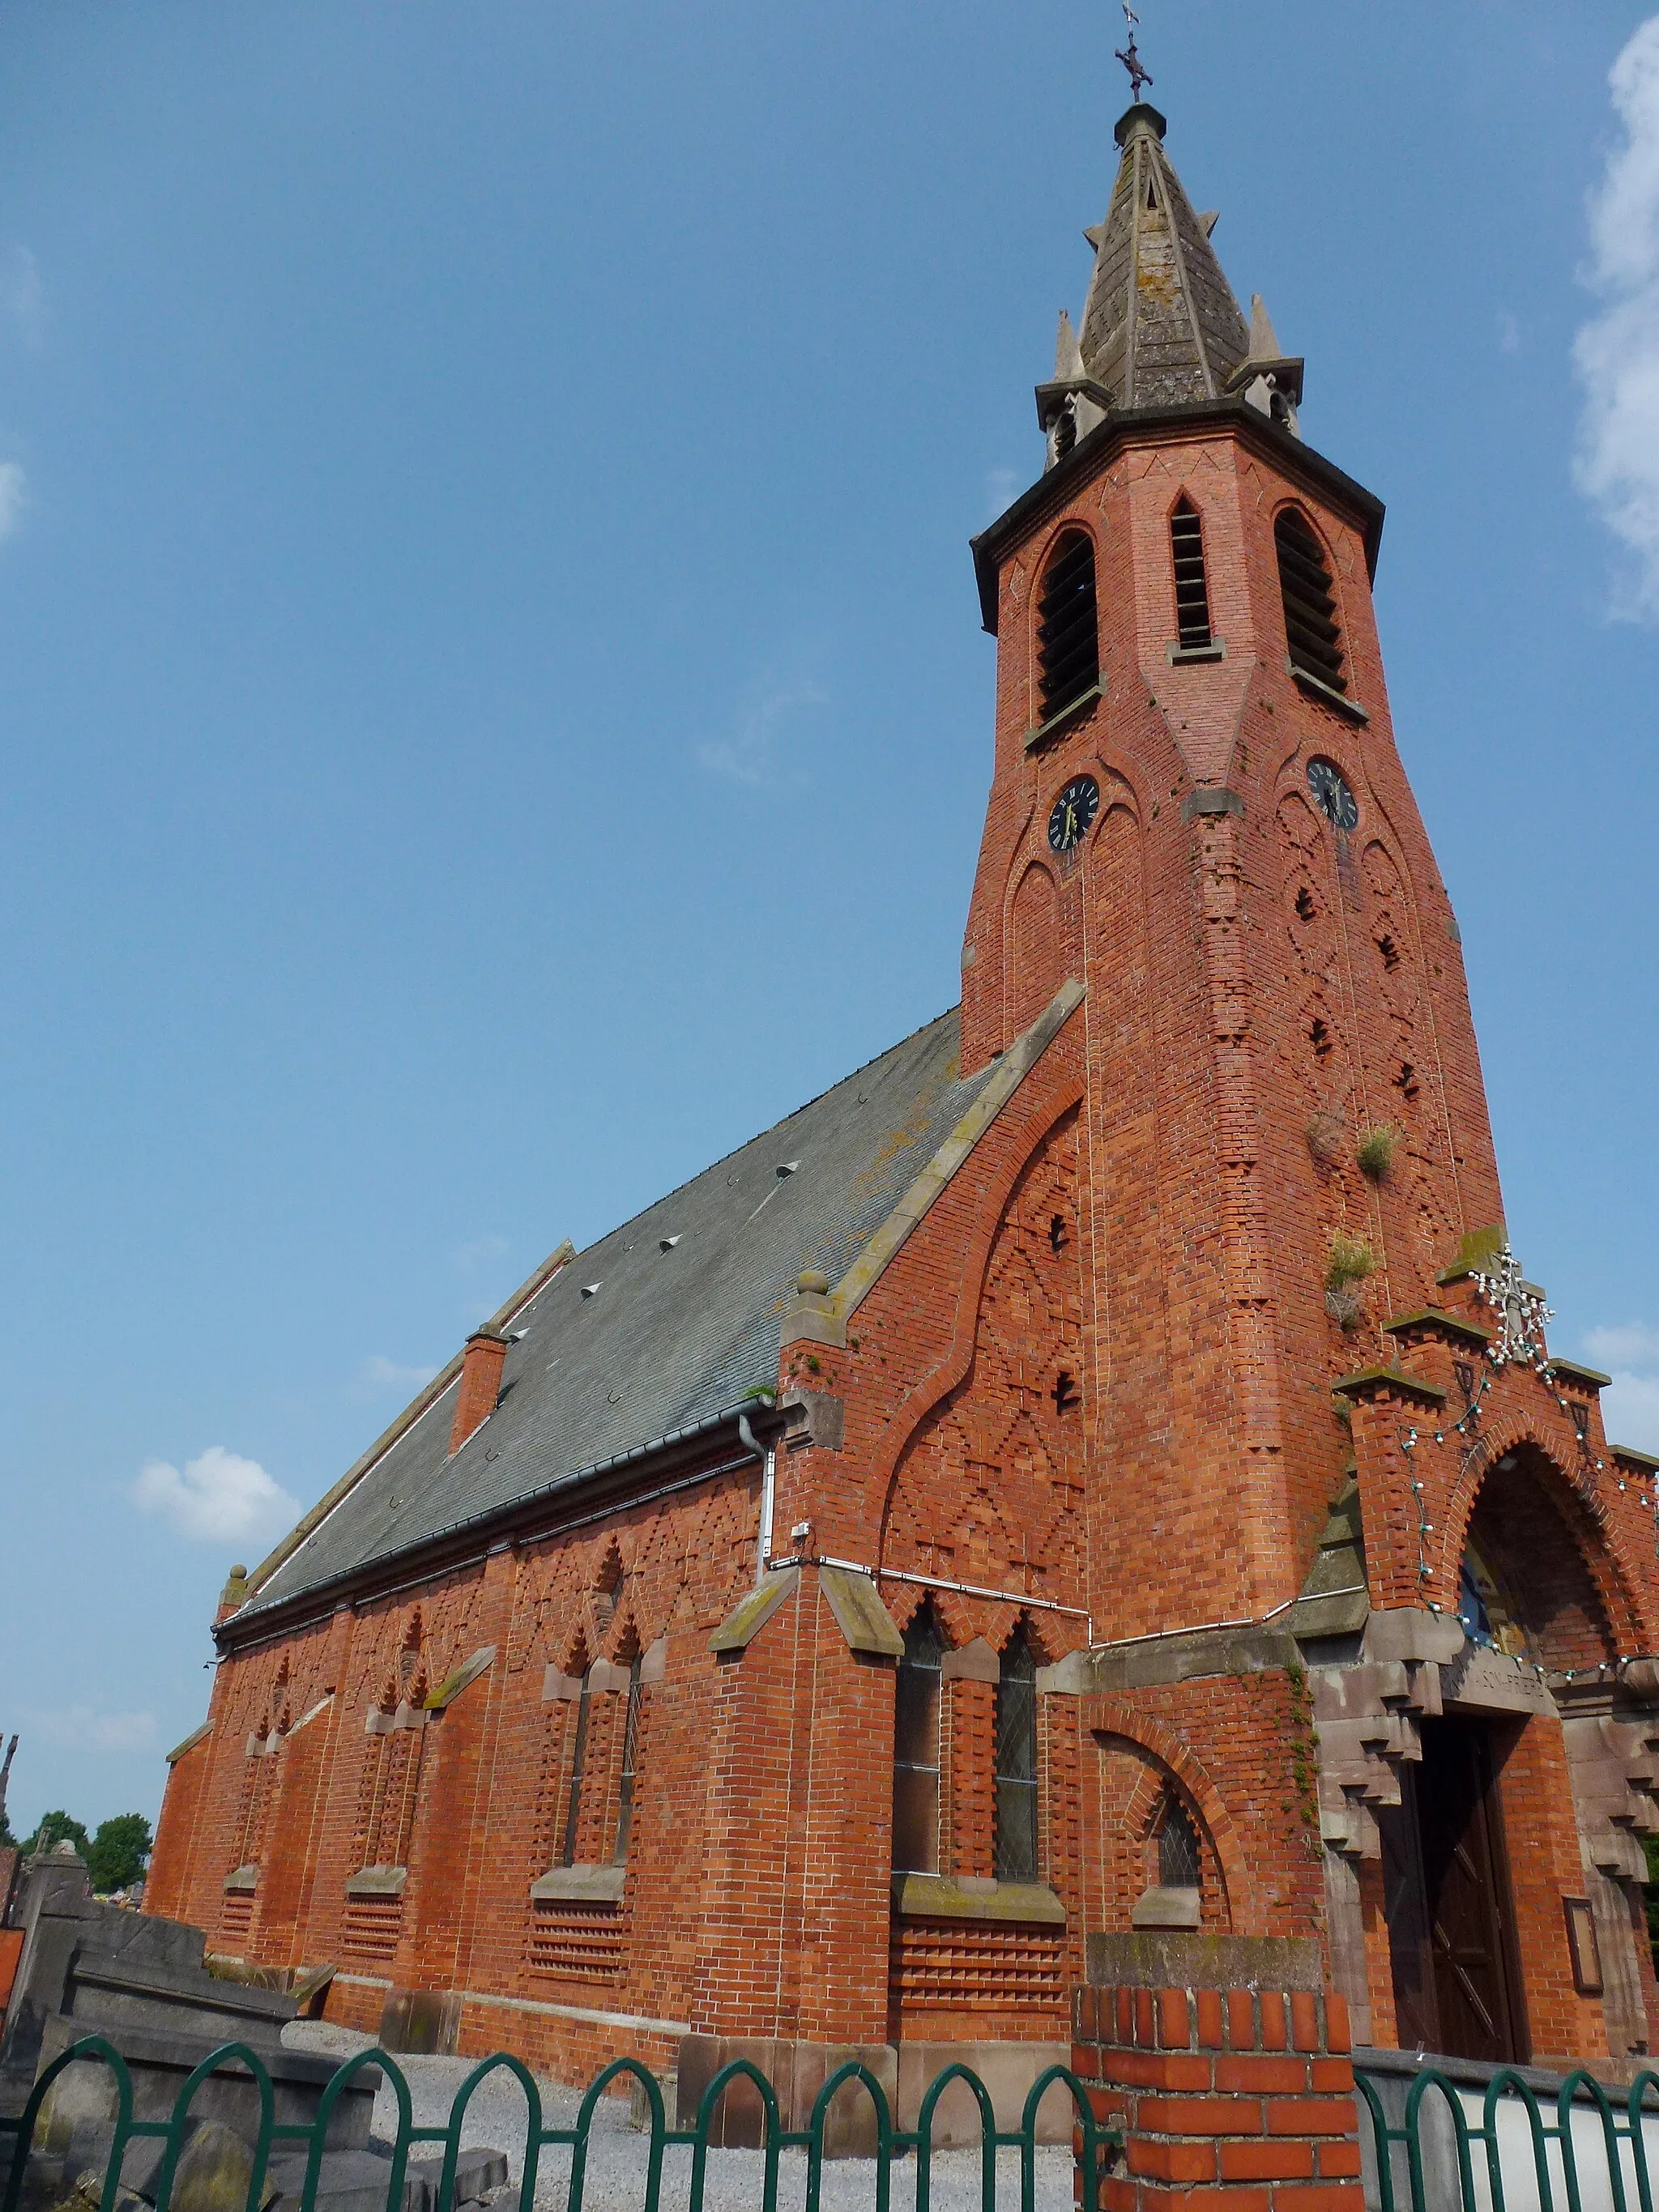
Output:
[
  {"left": 1307, "top": 757, "right": 1358, "bottom": 831},
  {"left": 1047, "top": 774, "right": 1101, "bottom": 854}
]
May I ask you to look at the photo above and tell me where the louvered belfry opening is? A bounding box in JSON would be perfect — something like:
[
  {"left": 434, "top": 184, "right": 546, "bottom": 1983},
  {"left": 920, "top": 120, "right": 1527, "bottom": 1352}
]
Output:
[
  {"left": 1275, "top": 506, "right": 1347, "bottom": 694},
  {"left": 1036, "top": 531, "right": 1099, "bottom": 722},
  {"left": 1170, "top": 498, "right": 1212, "bottom": 650}
]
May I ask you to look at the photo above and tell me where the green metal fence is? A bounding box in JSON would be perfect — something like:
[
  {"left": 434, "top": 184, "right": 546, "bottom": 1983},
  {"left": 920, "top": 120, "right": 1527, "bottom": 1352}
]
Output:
[
  {"left": 0, "top": 2039, "right": 1115, "bottom": 2212},
  {"left": 1354, "top": 2060, "right": 1659, "bottom": 2212}
]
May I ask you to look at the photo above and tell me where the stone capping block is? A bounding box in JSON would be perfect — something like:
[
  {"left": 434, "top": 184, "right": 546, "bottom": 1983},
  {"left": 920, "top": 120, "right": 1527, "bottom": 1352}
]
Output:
[
  {"left": 707, "top": 1566, "right": 800, "bottom": 1655},
  {"left": 940, "top": 1635, "right": 1001, "bottom": 1684},
  {"left": 1179, "top": 786, "right": 1244, "bottom": 820},
  {"left": 529, "top": 1862, "right": 627, "bottom": 1905},
  {"left": 542, "top": 1666, "right": 585, "bottom": 1702},
  {"left": 1549, "top": 1357, "right": 1614, "bottom": 1392},
  {"left": 1166, "top": 638, "right": 1226, "bottom": 665},
  {"left": 223, "top": 1864, "right": 259, "bottom": 1895},
  {"left": 819, "top": 1565, "right": 906, "bottom": 1658},
  {"left": 1382, "top": 1306, "right": 1493, "bottom": 1351},
  {"left": 894, "top": 1872, "right": 1066, "bottom": 1925},
  {"left": 778, "top": 1387, "right": 845, "bottom": 1452},
  {"left": 781, "top": 978, "right": 1086, "bottom": 1352},
  {"left": 1330, "top": 1365, "right": 1448, "bottom": 1408},
  {"left": 424, "top": 1644, "right": 497, "bottom": 1711},
  {"left": 1079, "top": 1623, "right": 1301, "bottom": 1695},
  {"left": 165, "top": 1721, "right": 212, "bottom": 1767},
  {"left": 288, "top": 1694, "right": 333, "bottom": 1737},
  {"left": 639, "top": 1634, "right": 668, "bottom": 1684},
  {"left": 1614, "top": 1444, "right": 1659, "bottom": 1475},
  {"left": 1361, "top": 1606, "right": 1465, "bottom": 1665},
  {"left": 1085, "top": 1931, "right": 1325, "bottom": 1993},
  {"left": 345, "top": 1865, "right": 407, "bottom": 1899},
  {"left": 585, "top": 1659, "right": 632, "bottom": 1695}
]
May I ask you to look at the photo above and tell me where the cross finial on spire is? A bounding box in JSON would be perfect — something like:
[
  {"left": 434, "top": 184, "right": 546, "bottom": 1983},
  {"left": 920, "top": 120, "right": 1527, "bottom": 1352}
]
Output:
[{"left": 1115, "top": 2, "right": 1153, "bottom": 104}]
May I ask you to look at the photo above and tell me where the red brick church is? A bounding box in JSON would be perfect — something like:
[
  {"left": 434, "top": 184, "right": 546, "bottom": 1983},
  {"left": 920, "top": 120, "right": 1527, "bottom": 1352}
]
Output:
[{"left": 148, "top": 87, "right": 1659, "bottom": 2121}]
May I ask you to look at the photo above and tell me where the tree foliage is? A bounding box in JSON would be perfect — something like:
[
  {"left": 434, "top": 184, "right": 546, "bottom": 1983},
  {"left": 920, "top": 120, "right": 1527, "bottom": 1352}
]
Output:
[{"left": 87, "top": 1813, "right": 153, "bottom": 1893}]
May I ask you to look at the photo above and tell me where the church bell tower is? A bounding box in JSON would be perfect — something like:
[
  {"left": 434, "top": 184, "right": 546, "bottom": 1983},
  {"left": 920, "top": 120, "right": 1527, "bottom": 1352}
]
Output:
[{"left": 961, "top": 93, "right": 1506, "bottom": 1632}]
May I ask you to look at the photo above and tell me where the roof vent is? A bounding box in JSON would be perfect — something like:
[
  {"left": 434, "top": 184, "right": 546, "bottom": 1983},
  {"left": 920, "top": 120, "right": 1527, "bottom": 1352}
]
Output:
[
  {"left": 581, "top": 1282, "right": 603, "bottom": 1298},
  {"left": 776, "top": 1161, "right": 800, "bottom": 1178},
  {"left": 660, "top": 1235, "right": 681, "bottom": 1251}
]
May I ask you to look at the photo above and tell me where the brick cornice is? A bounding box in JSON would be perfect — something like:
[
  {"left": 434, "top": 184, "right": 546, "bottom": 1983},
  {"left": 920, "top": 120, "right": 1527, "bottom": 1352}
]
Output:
[{"left": 1381, "top": 1308, "right": 1492, "bottom": 1354}]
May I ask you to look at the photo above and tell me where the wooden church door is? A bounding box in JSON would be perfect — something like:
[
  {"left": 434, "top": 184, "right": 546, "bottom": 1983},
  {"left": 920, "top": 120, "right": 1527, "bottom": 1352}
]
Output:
[{"left": 1380, "top": 1717, "right": 1528, "bottom": 2063}]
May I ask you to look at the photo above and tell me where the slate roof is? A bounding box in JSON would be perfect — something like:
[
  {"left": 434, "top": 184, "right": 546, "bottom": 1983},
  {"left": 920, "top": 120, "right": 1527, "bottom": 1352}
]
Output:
[
  {"left": 1077, "top": 104, "right": 1252, "bottom": 411},
  {"left": 241, "top": 1008, "right": 996, "bottom": 1621}
]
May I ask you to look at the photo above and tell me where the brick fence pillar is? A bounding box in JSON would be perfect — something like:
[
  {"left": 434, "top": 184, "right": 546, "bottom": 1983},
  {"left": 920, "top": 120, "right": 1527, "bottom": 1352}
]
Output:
[{"left": 1072, "top": 1978, "right": 1363, "bottom": 2211}]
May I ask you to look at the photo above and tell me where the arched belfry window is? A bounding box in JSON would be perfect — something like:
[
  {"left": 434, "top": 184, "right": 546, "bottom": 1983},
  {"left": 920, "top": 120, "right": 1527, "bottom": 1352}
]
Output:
[
  {"left": 995, "top": 1629, "right": 1038, "bottom": 1882},
  {"left": 1037, "top": 531, "right": 1099, "bottom": 723},
  {"left": 1170, "top": 498, "right": 1213, "bottom": 650},
  {"left": 1275, "top": 507, "right": 1347, "bottom": 695},
  {"left": 892, "top": 1608, "right": 945, "bottom": 1874}
]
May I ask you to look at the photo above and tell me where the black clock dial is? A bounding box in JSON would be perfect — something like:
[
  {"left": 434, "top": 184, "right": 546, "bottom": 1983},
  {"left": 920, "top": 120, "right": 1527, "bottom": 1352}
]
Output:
[
  {"left": 1047, "top": 774, "right": 1101, "bottom": 854},
  {"left": 1307, "top": 757, "right": 1358, "bottom": 831}
]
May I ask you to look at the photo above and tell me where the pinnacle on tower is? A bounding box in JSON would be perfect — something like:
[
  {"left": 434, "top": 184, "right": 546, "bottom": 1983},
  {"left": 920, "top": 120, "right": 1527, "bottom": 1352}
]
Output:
[{"left": 1036, "top": 98, "right": 1304, "bottom": 467}]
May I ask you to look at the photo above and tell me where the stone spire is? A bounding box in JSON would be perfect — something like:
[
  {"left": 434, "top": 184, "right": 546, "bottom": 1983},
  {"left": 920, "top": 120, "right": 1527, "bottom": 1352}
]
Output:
[{"left": 1036, "top": 101, "right": 1303, "bottom": 467}]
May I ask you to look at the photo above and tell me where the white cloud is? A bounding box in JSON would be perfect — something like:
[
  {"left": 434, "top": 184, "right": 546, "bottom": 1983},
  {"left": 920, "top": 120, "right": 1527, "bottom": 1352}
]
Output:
[
  {"left": 360, "top": 1353, "right": 439, "bottom": 1393},
  {"left": 1583, "top": 1322, "right": 1659, "bottom": 1452},
  {"left": 1584, "top": 1322, "right": 1659, "bottom": 1368},
  {"left": 698, "top": 678, "right": 827, "bottom": 789},
  {"left": 133, "top": 1445, "right": 298, "bottom": 1544},
  {"left": 28, "top": 1706, "right": 157, "bottom": 1754},
  {"left": 1574, "top": 15, "right": 1659, "bottom": 619}
]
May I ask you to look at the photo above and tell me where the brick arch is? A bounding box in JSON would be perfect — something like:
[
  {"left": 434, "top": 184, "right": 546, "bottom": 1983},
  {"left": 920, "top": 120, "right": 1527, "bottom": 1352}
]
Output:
[
  {"left": 1443, "top": 1417, "right": 1644, "bottom": 1660},
  {"left": 870, "top": 1071, "right": 1087, "bottom": 1551},
  {"left": 1082, "top": 1698, "right": 1258, "bottom": 1931}
]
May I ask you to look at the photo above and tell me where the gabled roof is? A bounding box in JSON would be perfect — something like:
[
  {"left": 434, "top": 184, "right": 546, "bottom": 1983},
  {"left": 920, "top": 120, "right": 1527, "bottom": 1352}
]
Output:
[
  {"left": 1077, "top": 103, "right": 1251, "bottom": 411},
  {"left": 234, "top": 1008, "right": 1008, "bottom": 1624}
]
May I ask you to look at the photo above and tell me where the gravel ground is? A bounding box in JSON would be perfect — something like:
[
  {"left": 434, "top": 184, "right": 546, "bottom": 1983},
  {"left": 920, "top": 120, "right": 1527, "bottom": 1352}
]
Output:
[{"left": 282, "top": 2025, "right": 1073, "bottom": 2212}]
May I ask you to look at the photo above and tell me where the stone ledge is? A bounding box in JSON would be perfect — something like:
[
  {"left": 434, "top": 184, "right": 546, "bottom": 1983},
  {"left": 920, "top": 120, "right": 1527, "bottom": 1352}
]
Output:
[
  {"left": 1548, "top": 1357, "right": 1614, "bottom": 1392},
  {"left": 344, "top": 1865, "right": 407, "bottom": 1899},
  {"left": 1332, "top": 1365, "right": 1447, "bottom": 1408},
  {"left": 708, "top": 1566, "right": 800, "bottom": 1655},
  {"left": 1022, "top": 681, "right": 1103, "bottom": 753},
  {"left": 222, "top": 1864, "right": 258, "bottom": 1895},
  {"left": 1614, "top": 1444, "right": 1659, "bottom": 1474},
  {"left": 529, "top": 1862, "right": 627, "bottom": 1905},
  {"left": 1077, "top": 1622, "right": 1302, "bottom": 1694},
  {"left": 1383, "top": 1308, "right": 1492, "bottom": 1351},
  {"left": 1288, "top": 659, "right": 1368, "bottom": 723},
  {"left": 893, "top": 1872, "right": 1066, "bottom": 1925},
  {"left": 1180, "top": 786, "right": 1244, "bottom": 820}
]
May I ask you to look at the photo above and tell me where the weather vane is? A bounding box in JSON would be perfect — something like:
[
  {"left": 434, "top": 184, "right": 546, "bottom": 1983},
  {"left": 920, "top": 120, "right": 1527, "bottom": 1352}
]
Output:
[{"left": 1115, "top": 2, "right": 1153, "bottom": 104}]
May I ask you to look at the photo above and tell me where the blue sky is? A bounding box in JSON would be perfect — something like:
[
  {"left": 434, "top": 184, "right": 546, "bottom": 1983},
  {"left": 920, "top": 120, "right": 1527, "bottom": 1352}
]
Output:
[{"left": 2, "top": 2, "right": 1658, "bottom": 1838}]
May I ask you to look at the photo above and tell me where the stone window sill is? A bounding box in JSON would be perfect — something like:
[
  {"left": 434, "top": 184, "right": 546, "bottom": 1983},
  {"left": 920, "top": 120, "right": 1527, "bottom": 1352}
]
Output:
[
  {"left": 893, "top": 1872, "right": 1066, "bottom": 1926},
  {"left": 530, "top": 1862, "right": 628, "bottom": 1906},
  {"left": 223, "top": 1864, "right": 258, "bottom": 1895},
  {"left": 1167, "top": 639, "right": 1226, "bottom": 665},
  {"left": 1023, "top": 681, "right": 1103, "bottom": 754},
  {"left": 346, "top": 1865, "right": 407, "bottom": 1899},
  {"left": 1131, "top": 1885, "right": 1200, "bottom": 1929},
  {"left": 1287, "top": 660, "right": 1368, "bottom": 724}
]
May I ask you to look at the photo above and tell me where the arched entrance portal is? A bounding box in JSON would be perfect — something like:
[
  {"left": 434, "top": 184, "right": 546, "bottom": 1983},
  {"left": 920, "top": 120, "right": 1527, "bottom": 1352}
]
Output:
[{"left": 1380, "top": 1447, "right": 1618, "bottom": 2063}]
